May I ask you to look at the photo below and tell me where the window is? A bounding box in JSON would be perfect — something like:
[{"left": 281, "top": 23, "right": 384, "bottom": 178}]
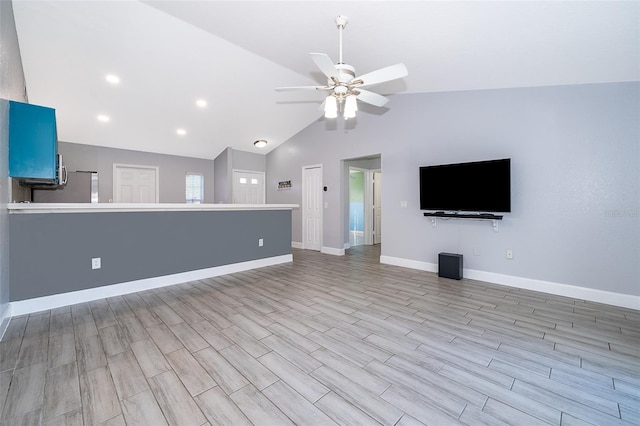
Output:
[{"left": 186, "top": 173, "right": 204, "bottom": 204}]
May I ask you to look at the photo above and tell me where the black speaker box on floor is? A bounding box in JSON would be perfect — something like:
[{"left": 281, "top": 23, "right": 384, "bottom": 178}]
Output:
[{"left": 438, "top": 253, "right": 463, "bottom": 280}]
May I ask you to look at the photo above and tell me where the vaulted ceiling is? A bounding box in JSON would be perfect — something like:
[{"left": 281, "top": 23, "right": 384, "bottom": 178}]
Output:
[{"left": 12, "top": 1, "right": 639, "bottom": 160}]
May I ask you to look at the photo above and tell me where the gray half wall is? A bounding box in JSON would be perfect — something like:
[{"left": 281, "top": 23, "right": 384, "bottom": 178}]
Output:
[{"left": 9, "top": 210, "right": 292, "bottom": 301}]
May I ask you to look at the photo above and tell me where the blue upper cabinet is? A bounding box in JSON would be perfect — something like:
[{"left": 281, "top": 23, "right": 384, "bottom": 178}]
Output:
[{"left": 9, "top": 100, "right": 58, "bottom": 179}]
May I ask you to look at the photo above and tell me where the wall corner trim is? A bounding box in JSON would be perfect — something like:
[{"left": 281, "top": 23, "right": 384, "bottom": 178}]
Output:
[
  {"left": 9, "top": 254, "right": 293, "bottom": 317},
  {"left": 379, "top": 255, "right": 640, "bottom": 311},
  {"left": 321, "top": 246, "right": 345, "bottom": 256},
  {"left": 291, "top": 241, "right": 303, "bottom": 249},
  {"left": 0, "top": 303, "right": 12, "bottom": 341}
]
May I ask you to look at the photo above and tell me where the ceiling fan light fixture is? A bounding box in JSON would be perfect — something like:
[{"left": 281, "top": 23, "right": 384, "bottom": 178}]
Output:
[
  {"left": 275, "top": 16, "right": 407, "bottom": 117},
  {"left": 324, "top": 95, "right": 338, "bottom": 118},
  {"left": 253, "top": 139, "right": 268, "bottom": 148},
  {"left": 344, "top": 95, "right": 357, "bottom": 119}
]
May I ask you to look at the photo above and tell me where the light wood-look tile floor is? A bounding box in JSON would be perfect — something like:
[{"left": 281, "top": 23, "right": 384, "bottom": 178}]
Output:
[{"left": 1, "top": 245, "right": 639, "bottom": 425}]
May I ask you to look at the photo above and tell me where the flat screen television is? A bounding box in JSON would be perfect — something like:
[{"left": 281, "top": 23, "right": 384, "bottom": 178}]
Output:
[{"left": 419, "top": 158, "right": 511, "bottom": 213}]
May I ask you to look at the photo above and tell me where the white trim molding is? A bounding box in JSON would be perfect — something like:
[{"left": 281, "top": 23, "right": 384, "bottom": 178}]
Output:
[
  {"left": 10, "top": 254, "right": 292, "bottom": 317},
  {"left": 321, "top": 246, "right": 345, "bottom": 256},
  {"left": 380, "top": 255, "right": 640, "bottom": 311},
  {"left": 8, "top": 203, "right": 299, "bottom": 214},
  {"left": 380, "top": 256, "right": 437, "bottom": 273},
  {"left": 291, "top": 241, "right": 303, "bottom": 249}
]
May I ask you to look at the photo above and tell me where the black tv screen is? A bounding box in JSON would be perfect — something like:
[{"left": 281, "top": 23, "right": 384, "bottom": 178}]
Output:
[{"left": 419, "top": 158, "right": 511, "bottom": 212}]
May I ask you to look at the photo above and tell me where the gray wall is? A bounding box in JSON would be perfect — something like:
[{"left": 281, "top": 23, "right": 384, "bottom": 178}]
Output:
[
  {"left": 214, "top": 147, "right": 230, "bottom": 203},
  {"left": 233, "top": 149, "right": 266, "bottom": 173},
  {"left": 266, "top": 82, "right": 640, "bottom": 297},
  {"left": 55, "top": 142, "right": 215, "bottom": 203},
  {"left": 214, "top": 147, "right": 266, "bottom": 203},
  {"left": 10, "top": 210, "right": 292, "bottom": 301},
  {"left": 0, "top": 0, "right": 29, "bottom": 333}
]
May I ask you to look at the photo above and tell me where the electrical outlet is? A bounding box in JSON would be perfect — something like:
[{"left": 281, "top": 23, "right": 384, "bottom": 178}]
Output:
[
  {"left": 258, "top": 238, "right": 264, "bottom": 247},
  {"left": 400, "top": 201, "right": 408, "bottom": 208},
  {"left": 506, "top": 250, "right": 514, "bottom": 260},
  {"left": 91, "top": 257, "right": 101, "bottom": 269}
]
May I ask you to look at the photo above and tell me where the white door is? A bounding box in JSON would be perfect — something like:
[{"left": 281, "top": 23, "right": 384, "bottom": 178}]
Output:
[
  {"left": 114, "top": 165, "right": 158, "bottom": 203},
  {"left": 232, "top": 170, "right": 265, "bottom": 204},
  {"left": 302, "top": 165, "right": 322, "bottom": 251},
  {"left": 373, "top": 171, "right": 382, "bottom": 244}
]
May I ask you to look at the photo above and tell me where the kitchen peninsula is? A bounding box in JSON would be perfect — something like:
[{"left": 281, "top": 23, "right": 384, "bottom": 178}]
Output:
[{"left": 8, "top": 203, "right": 297, "bottom": 315}]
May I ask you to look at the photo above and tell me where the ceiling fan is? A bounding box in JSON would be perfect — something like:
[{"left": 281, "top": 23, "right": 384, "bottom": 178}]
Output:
[{"left": 275, "top": 15, "right": 408, "bottom": 119}]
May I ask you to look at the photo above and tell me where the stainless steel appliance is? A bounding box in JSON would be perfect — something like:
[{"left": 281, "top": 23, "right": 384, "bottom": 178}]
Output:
[{"left": 32, "top": 170, "right": 98, "bottom": 203}]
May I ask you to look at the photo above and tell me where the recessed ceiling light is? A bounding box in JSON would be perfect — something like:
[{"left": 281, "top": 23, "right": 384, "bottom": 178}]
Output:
[
  {"left": 105, "top": 74, "right": 120, "bottom": 84},
  {"left": 97, "top": 114, "right": 110, "bottom": 122},
  {"left": 254, "top": 139, "right": 268, "bottom": 148},
  {"left": 176, "top": 128, "right": 187, "bottom": 136},
  {"left": 196, "top": 99, "right": 207, "bottom": 108}
]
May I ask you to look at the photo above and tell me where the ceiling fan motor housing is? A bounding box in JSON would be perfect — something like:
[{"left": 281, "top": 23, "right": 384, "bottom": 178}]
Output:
[{"left": 331, "top": 63, "right": 355, "bottom": 88}]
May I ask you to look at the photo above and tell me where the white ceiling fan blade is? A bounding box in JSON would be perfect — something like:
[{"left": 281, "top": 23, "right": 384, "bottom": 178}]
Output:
[
  {"left": 355, "top": 63, "right": 408, "bottom": 88},
  {"left": 275, "top": 85, "right": 330, "bottom": 92},
  {"left": 310, "top": 53, "right": 339, "bottom": 80},
  {"left": 355, "top": 89, "right": 389, "bottom": 107}
]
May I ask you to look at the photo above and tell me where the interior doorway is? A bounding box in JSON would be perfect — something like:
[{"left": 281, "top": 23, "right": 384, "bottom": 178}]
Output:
[
  {"left": 302, "top": 165, "right": 323, "bottom": 251},
  {"left": 344, "top": 155, "right": 381, "bottom": 249},
  {"left": 349, "top": 168, "right": 365, "bottom": 247},
  {"left": 113, "top": 164, "right": 159, "bottom": 203}
]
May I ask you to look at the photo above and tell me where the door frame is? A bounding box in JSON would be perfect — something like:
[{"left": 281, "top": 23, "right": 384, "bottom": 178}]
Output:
[
  {"left": 372, "top": 169, "right": 382, "bottom": 244},
  {"left": 113, "top": 163, "right": 160, "bottom": 203},
  {"left": 302, "top": 164, "right": 323, "bottom": 250},
  {"left": 363, "top": 169, "right": 378, "bottom": 245},
  {"left": 231, "top": 169, "right": 266, "bottom": 204}
]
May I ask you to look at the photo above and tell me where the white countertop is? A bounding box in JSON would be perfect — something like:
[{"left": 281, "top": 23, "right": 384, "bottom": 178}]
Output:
[{"left": 8, "top": 203, "right": 299, "bottom": 214}]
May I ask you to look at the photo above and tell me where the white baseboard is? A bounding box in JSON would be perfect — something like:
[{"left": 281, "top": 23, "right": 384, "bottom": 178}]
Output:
[
  {"left": 380, "top": 256, "right": 438, "bottom": 273},
  {"left": 380, "top": 255, "right": 640, "bottom": 311},
  {"left": 10, "top": 254, "right": 293, "bottom": 317},
  {"left": 322, "top": 246, "right": 345, "bottom": 256},
  {"left": 343, "top": 243, "right": 351, "bottom": 249},
  {"left": 0, "top": 303, "right": 11, "bottom": 341},
  {"left": 291, "top": 242, "right": 346, "bottom": 256}
]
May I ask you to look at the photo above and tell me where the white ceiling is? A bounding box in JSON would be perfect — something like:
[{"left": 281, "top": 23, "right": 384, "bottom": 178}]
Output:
[{"left": 12, "top": 1, "right": 639, "bottom": 160}]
